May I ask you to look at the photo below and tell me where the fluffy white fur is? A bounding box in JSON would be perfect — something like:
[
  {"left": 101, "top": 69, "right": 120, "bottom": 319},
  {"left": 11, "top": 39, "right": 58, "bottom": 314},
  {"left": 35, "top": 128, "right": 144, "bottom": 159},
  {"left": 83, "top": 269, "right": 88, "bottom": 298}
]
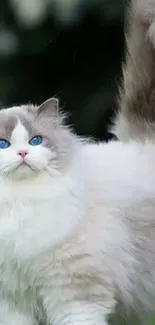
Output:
[{"left": 1, "top": 106, "right": 155, "bottom": 325}]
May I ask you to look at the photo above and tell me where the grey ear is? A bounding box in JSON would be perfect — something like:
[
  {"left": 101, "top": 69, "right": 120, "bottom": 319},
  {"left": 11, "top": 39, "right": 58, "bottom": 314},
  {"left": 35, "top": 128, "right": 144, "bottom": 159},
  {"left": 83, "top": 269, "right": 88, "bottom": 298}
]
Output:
[{"left": 37, "top": 98, "right": 59, "bottom": 117}]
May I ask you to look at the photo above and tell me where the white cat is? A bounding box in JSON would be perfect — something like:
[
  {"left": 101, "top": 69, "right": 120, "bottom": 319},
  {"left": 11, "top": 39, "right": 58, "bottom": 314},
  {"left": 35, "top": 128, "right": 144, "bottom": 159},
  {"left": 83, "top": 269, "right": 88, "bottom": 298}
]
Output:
[
  {"left": 0, "top": 96, "right": 154, "bottom": 325},
  {"left": 1, "top": 1, "right": 155, "bottom": 325}
]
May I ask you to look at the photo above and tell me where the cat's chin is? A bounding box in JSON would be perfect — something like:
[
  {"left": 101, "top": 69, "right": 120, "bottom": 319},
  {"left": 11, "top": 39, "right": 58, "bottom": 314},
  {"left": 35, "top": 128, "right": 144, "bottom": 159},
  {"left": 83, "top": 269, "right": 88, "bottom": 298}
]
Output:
[{"left": 6, "top": 163, "right": 39, "bottom": 181}]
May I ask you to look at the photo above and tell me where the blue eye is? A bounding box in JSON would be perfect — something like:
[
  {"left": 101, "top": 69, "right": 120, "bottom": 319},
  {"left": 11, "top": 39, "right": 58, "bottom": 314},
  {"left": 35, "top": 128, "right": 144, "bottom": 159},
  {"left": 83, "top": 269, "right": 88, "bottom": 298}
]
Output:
[
  {"left": 0, "top": 139, "right": 10, "bottom": 149},
  {"left": 29, "top": 136, "right": 42, "bottom": 146}
]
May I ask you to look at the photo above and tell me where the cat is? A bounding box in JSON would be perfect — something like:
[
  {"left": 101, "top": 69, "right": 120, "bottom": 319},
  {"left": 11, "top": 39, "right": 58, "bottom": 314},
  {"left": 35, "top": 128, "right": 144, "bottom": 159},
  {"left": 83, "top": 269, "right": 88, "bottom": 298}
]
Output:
[
  {"left": 1, "top": 1, "right": 155, "bottom": 325},
  {"left": 1, "top": 100, "right": 155, "bottom": 325}
]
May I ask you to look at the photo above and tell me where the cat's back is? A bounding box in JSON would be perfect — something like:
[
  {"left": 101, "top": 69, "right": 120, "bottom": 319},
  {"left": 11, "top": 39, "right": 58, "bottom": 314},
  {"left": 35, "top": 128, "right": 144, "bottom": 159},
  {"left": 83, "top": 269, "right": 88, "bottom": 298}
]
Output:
[{"left": 78, "top": 140, "right": 155, "bottom": 200}]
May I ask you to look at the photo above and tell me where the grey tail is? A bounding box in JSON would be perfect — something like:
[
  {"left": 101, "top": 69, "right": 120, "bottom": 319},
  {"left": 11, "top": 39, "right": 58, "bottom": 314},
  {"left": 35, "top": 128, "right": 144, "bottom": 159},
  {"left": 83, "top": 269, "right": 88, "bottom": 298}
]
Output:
[{"left": 113, "top": 0, "right": 155, "bottom": 141}]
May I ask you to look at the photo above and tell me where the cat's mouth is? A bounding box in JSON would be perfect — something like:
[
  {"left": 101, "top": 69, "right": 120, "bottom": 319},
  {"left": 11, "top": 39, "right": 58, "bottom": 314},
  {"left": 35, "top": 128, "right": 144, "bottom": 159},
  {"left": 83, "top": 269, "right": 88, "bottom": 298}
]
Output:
[
  {"left": 22, "top": 161, "right": 37, "bottom": 170},
  {"left": 15, "top": 160, "right": 36, "bottom": 172},
  {"left": 20, "top": 161, "right": 29, "bottom": 167}
]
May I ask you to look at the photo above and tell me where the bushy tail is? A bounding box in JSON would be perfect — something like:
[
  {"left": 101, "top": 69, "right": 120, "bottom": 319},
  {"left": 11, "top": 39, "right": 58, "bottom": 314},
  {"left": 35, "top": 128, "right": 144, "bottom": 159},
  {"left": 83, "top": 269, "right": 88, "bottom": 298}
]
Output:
[{"left": 113, "top": 0, "right": 155, "bottom": 141}]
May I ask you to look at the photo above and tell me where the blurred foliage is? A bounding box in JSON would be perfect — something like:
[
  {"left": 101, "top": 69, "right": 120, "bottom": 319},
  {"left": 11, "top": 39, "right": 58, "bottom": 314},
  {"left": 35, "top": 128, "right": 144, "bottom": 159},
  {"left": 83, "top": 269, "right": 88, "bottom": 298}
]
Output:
[{"left": 0, "top": 0, "right": 126, "bottom": 140}]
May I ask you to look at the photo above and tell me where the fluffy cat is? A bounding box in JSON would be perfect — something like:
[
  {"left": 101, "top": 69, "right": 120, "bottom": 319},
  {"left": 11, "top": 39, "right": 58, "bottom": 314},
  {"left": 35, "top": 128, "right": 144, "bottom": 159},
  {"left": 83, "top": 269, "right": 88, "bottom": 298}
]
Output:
[
  {"left": 1, "top": 2, "right": 155, "bottom": 325},
  {"left": 0, "top": 99, "right": 155, "bottom": 325}
]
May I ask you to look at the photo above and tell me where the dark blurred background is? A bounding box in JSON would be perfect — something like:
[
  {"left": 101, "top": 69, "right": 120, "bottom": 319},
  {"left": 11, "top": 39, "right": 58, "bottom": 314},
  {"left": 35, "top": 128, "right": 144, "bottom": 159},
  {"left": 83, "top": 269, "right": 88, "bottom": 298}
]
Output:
[{"left": 0, "top": 0, "right": 127, "bottom": 141}]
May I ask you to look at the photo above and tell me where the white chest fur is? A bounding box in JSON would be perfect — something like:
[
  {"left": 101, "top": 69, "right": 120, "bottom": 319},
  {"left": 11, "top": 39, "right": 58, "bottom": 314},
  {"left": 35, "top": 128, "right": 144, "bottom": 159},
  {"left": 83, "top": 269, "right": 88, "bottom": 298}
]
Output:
[{"left": 0, "top": 174, "right": 82, "bottom": 262}]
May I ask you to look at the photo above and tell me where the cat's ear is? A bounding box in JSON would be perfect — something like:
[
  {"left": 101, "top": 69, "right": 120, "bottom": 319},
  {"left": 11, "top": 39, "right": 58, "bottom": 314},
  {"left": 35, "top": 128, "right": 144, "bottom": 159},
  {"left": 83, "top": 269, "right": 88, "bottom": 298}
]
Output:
[{"left": 37, "top": 98, "right": 59, "bottom": 118}]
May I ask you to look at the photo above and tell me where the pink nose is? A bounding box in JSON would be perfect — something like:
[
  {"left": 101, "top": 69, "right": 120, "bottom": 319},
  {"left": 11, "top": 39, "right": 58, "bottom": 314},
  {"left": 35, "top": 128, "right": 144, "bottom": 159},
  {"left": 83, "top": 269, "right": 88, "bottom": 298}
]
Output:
[{"left": 18, "top": 150, "right": 28, "bottom": 158}]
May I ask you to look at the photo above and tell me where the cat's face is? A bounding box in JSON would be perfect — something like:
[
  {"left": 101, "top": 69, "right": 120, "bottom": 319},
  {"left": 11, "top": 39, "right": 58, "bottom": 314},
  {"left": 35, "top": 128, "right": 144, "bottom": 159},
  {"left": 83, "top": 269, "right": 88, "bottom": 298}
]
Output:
[{"left": 0, "top": 98, "right": 73, "bottom": 180}]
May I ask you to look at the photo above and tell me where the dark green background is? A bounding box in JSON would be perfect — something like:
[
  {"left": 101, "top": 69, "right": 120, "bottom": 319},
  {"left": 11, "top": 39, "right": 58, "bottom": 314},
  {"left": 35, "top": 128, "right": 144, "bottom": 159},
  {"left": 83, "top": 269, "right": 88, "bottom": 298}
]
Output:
[{"left": 0, "top": 0, "right": 126, "bottom": 141}]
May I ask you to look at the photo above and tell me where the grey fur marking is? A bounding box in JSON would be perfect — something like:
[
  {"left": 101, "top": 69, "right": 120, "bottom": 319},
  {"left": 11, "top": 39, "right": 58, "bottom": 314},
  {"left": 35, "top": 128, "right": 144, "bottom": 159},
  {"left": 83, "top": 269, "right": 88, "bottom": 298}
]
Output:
[{"left": 114, "top": 0, "right": 155, "bottom": 141}]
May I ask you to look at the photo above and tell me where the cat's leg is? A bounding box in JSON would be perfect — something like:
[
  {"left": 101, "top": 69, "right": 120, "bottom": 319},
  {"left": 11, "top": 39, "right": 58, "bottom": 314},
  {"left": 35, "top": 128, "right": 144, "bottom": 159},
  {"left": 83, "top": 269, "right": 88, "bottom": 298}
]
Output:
[
  {"left": 40, "top": 257, "right": 115, "bottom": 325},
  {"left": 44, "top": 300, "right": 114, "bottom": 325},
  {"left": 0, "top": 298, "right": 35, "bottom": 325}
]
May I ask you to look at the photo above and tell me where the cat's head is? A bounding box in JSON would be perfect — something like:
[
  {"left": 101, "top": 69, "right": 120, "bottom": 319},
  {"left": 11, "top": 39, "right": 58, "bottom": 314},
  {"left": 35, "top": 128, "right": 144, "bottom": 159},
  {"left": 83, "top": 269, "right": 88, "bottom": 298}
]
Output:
[{"left": 0, "top": 98, "right": 75, "bottom": 180}]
